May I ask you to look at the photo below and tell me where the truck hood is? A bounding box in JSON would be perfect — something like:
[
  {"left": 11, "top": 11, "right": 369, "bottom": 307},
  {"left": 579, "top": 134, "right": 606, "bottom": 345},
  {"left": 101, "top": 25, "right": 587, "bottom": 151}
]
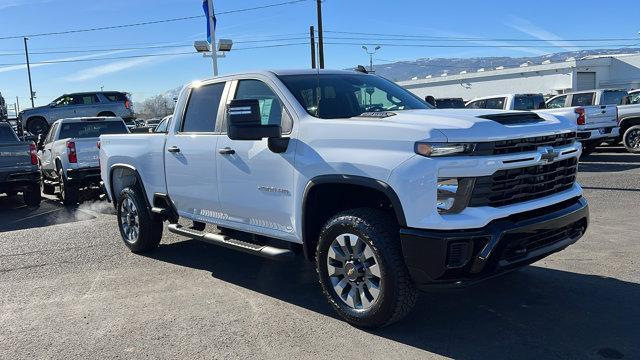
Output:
[
  {"left": 19, "top": 105, "right": 49, "bottom": 115},
  {"left": 361, "top": 109, "right": 577, "bottom": 142}
]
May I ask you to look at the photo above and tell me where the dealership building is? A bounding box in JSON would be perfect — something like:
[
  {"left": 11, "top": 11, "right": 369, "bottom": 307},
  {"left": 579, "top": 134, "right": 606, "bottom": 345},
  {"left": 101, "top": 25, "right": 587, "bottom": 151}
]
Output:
[{"left": 397, "top": 53, "right": 640, "bottom": 101}]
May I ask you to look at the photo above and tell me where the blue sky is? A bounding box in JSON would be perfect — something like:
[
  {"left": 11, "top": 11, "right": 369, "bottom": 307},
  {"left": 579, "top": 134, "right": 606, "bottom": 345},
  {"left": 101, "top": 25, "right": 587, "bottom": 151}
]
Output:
[{"left": 1, "top": 0, "right": 639, "bottom": 109}]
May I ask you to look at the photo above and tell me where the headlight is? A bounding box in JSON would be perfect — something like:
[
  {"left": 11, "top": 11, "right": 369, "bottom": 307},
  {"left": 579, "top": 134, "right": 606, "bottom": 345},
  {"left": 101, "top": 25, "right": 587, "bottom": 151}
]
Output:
[
  {"left": 436, "top": 178, "right": 476, "bottom": 214},
  {"left": 415, "top": 142, "right": 476, "bottom": 157}
]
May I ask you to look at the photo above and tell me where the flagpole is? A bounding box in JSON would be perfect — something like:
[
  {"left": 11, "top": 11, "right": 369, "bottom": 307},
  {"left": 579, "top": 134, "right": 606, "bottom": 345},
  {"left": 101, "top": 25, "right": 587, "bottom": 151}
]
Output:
[{"left": 207, "top": 0, "right": 218, "bottom": 77}]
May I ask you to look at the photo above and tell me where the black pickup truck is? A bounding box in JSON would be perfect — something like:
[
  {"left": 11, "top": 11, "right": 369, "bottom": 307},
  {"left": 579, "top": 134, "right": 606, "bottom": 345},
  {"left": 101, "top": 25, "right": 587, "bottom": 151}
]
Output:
[{"left": 0, "top": 122, "right": 41, "bottom": 206}]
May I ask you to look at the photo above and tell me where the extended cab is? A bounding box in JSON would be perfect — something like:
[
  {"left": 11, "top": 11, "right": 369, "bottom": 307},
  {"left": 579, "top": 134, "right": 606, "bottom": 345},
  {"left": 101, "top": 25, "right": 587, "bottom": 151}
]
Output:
[
  {"left": 0, "top": 122, "right": 41, "bottom": 206},
  {"left": 100, "top": 70, "right": 589, "bottom": 327},
  {"left": 38, "top": 117, "right": 129, "bottom": 205}
]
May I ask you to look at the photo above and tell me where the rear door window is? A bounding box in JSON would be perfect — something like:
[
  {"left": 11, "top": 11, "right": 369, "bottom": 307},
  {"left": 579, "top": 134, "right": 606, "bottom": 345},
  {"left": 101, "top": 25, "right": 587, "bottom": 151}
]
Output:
[
  {"left": 571, "top": 93, "right": 594, "bottom": 106},
  {"left": 546, "top": 95, "right": 567, "bottom": 109},
  {"left": 466, "top": 100, "right": 486, "bottom": 109},
  {"left": 485, "top": 97, "right": 506, "bottom": 110},
  {"left": 103, "top": 92, "right": 128, "bottom": 102},
  {"left": 182, "top": 82, "right": 225, "bottom": 133},
  {"left": 601, "top": 90, "right": 628, "bottom": 105},
  {"left": 629, "top": 92, "right": 640, "bottom": 104}
]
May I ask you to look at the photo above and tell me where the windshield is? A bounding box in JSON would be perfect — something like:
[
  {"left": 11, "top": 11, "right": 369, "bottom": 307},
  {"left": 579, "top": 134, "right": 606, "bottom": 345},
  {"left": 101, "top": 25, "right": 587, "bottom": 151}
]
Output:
[
  {"left": 277, "top": 73, "right": 432, "bottom": 119},
  {"left": 59, "top": 121, "right": 128, "bottom": 139}
]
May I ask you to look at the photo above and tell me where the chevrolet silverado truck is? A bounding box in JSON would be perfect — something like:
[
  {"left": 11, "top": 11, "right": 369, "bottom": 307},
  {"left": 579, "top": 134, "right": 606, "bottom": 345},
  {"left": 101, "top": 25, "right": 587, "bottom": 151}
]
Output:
[
  {"left": 0, "top": 122, "right": 41, "bottom": 206},
  {"left": 466, "top": 92, "right": 619, "bottom": 157},
  {"left": 38, "top": 117, "right": 129, "bottom": 205},
  {"left": 99, "top": 70, "right": 589, "bottom": 327},
  {"left": 545, "top": 90, "right": 623, "bottom": 155},
  {"left": 617, "top": 90, "right": 640, "bottom": 153},
  {"left": 19, "top": 91, "right": 134, "bottom": 136}
]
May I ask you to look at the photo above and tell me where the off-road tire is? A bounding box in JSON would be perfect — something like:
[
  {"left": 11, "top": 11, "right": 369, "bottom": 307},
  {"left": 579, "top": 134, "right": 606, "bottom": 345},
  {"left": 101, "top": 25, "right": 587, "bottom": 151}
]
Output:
[
  {"left": 117, "top": 187, "right": 163, "bottom": 253},
  {"left": 316, "top": 208, "right": 417, "bottom": 328},
  {"left": 26, "top": 117, "right": 49, "bottom": 136},
  {"left": 23, "top": 186, "right": 41, "bottom": 207},
  {"left": 623, "top": 125, "right": 640, "bottom": 154}
]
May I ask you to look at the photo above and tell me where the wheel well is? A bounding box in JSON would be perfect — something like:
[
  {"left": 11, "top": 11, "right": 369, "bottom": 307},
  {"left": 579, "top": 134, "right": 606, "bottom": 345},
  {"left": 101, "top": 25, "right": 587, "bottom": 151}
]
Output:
[
  {"left": 97, "top": 111, "right": 116, "bottom": 117},
  {"left": 110, "top": 166, "right": 142, "bottom": 207},
  {"left": 26, "top": 116, "right": 46, "bottom": 127},
  {"left": 302, "top": 181, "right": 404, "bottom": 261},
  {"left": 620, "top": 117, "right": 640, "bottom": 134}
]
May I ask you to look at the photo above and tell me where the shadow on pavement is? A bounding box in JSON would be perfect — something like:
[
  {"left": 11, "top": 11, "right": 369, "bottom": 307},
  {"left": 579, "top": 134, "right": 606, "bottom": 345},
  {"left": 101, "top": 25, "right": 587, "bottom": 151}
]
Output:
[
  {"left": 149, "top": 240, "right": 638, "bottom": 360},
  {"left": 0, "top": 195, "right": 96, "bottom": 232}
]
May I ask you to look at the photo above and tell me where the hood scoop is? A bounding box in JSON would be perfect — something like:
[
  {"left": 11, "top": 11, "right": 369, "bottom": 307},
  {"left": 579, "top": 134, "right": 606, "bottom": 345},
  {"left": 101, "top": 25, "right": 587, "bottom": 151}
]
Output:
[{"left": 478, "top": 112, "right": 545, "bottom": 125}]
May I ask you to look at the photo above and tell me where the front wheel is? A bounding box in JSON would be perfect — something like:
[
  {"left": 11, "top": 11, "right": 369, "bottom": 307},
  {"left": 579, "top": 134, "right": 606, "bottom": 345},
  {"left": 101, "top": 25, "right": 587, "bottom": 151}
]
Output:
[
  {"left": 623, "top": 125, "right": 640, "bottom": 153},
  {"left": 23, "top": 186, "right": 41, "bottom": 207},
  {"left": 117, "top": 187, "right": 163, "bottom": 253},
  {"left": 316, "top": 208, "right": 417, "bottom": 328}
]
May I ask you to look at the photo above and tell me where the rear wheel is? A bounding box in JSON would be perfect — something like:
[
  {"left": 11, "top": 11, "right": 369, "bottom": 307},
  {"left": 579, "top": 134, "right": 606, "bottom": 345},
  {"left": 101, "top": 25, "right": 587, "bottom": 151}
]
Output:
[
  {"left": 26, "top": 117, "right": 49, "bottom": 136},
  {"left": 580, "top": 141, "right": 598, "bottom": 158},
  {"left": 23, "top": 186, "right": 41, "bottom": 207},
  {"left": 117, "top": 187, "right": 163, "bottom": 253},
  {"left": 316, "top": 208, "right": 417, "bottom": 328},
  {"left": 41, "top": 171, "right": 55, "bottom": 195},
  {"left": 623, "top": 125, "right": 640, "bottom": 153},
  {"left": 57, "top": 167, "right": 78, "bottom": 206}
]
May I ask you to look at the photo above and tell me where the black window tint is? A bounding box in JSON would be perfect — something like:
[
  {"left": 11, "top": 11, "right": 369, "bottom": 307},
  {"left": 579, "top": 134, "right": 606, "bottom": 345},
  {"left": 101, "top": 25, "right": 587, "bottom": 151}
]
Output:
[
  {"left": 59, "top": 121, "right": 128, "bottom": 139},
  {"left": 0, "top": 125, "right": 18, "bottom": 142},
  {"left": 485, "top": 97, "right": 506, "bottom": 110},
  {"left": 546, "top": 96, "right": 566, "bottom": 109},
  {"left": 103, "top": 92, "right": 128, "bottom": 102},
  {"left": 466, "top": 100, "right": 486, "bottom": 109},
  {"left": 601, "top": 91, "right": 627, "bottom": 105},
  {"left": 182, "top": 83, "right": 225, "bottom": 132},
  {"left": 234, "top": 80, "right": 292, "bottom": 133},
  {"left": 571, "top": 93, "right": 594, "bottom": 106}
]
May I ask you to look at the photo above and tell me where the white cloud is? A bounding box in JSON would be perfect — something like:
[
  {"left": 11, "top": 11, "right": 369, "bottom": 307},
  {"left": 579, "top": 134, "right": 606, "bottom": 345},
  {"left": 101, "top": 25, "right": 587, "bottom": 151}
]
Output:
[
  {"left": 506, "top": 16, "right": 579, "bottom": 52},
  {"left": 63, "top": 51, "right": 190, "bottom": 82},
  {"left": 0, "top": 0, "right": 52, "bottom": 10},
  {"left": 0, "top": 50, "right": 131, "bottom": 74}
]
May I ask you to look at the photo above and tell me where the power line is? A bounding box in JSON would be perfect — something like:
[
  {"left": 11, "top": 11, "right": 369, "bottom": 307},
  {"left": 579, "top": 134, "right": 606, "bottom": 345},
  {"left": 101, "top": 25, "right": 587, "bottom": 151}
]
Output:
[
  {"left": 0, "top": 0, "right": 309, "bottom": 40},
  {"left": 324, "top": 30, "right": 640, "bottom": 42},
  {"left": 323, "top": 41, "right": 639, "bottom": 49}
]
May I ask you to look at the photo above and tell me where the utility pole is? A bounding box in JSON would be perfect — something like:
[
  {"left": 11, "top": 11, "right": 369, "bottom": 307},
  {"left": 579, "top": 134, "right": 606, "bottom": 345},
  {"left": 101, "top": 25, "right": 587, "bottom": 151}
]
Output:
[
  {"left": 309, "top": 26, "right": 316, "bottom": 69},
  {"left": 23, "top": 37, "right": 34, "bottom": 107},
  {"left": 207, "top": 0, "right": 219, "bottom": 76},
  {"left": 315, "top": 0, "right": 324, "bottom": 69}
]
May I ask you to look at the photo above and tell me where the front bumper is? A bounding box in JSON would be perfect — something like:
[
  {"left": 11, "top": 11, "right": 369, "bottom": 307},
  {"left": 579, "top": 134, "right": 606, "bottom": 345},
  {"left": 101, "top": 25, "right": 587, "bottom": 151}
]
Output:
[
  {"left": 577, "top": 126, "right": 619, "bottom": 141},
  {"left": 0, "top": 170, "right": 40, "bottom": 192},
  {"left": 66, "top": 167, "right": 101, "bottom": 187},
  {"left": 400, "top": 196, "right": 588, "bottom": 288}
]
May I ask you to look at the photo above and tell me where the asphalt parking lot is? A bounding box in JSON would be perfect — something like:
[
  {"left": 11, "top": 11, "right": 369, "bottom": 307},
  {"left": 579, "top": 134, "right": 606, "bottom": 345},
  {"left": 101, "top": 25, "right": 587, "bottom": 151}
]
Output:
[{"left": 1, "top": 148, "right": 638, "bottom": 360}]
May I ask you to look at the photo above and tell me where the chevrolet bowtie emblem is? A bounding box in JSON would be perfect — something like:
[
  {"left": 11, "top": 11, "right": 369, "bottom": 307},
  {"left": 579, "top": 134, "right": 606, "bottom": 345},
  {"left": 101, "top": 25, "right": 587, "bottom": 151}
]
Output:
[{"left": 539, "top": 146, "right": 559, "bottom": 163}]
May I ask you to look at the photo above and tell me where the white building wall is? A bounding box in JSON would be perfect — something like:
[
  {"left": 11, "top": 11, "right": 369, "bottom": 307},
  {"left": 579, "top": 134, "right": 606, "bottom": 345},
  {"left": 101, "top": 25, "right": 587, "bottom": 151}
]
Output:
[{"left": 601, "top": 55, "right": 640, "bottom": 89}]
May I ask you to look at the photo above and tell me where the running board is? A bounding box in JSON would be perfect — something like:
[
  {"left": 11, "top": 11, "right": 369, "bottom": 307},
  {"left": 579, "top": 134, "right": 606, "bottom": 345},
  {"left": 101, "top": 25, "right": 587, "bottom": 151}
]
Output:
[{"left": 167, "top": 224, "right": 295, "bottom": 261}]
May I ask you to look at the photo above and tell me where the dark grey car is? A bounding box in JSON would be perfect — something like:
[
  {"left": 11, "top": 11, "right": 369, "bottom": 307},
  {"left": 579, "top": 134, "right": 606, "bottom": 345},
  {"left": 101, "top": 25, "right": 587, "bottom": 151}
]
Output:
[
  {"left": 0, "top": 122, "right": 41, "bottom": 206},
  {"left": 19, "top": 91, "right": 135, "bottom": 136}
]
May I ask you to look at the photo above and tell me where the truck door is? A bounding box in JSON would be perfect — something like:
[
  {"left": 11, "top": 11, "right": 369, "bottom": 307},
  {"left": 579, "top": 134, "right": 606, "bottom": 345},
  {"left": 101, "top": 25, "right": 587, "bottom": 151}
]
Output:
[
  {"left": 164, "top": 81, "right": 228, "bottom": 221},
  {"left": 38, "top": 122, "right": 58, "bottom": 178},
  {"left": 215, "top": 78, "right": 296, "bottom": 240}
]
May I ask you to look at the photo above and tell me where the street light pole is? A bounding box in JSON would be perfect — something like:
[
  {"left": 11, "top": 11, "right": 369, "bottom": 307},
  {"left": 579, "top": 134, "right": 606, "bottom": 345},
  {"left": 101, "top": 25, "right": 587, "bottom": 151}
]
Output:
[
  {"left": 316, "top": 0, "right": 324, "bottom": 69},
  {"left": 23, "top": 37, "right": 34, "bottom": 107},
  {"left": 361, "top": 45, "right": 381, "bottom": 73},
  {"left": 207, "top": 0, "right": 218, "bottom": 76}
]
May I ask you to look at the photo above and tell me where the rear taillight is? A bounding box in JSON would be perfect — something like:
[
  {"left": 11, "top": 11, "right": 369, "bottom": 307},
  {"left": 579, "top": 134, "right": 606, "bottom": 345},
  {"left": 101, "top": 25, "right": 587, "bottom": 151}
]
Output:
[
  {"left": 575, "top": 107, "right": 586, "bottom": 125},
  {"left": 125, "top": 100, "right": 131, "bottom": 109},
  {"left": 29, "top": 142, "right": 38, "bottom": 165},
  {"left": 67, "top": 141, "right": 77, "bottom": 163}
]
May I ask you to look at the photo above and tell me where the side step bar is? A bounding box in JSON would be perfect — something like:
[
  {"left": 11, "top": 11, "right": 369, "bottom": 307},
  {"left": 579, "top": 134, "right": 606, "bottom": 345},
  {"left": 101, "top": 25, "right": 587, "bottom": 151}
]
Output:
[{"left": 167, "top": 224, "right": 295, "bottom": 261}]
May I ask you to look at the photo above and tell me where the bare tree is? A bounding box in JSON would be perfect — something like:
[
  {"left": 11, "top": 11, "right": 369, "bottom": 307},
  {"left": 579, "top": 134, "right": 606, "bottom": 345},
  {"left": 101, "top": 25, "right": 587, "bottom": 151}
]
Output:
[{"left": 136, "top": 94, "right": 174, "bottom": 119}]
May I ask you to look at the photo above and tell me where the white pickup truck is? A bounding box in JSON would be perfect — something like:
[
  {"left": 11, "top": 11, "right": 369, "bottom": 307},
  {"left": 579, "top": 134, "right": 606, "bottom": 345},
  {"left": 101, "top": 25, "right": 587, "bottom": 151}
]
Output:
[
  {"left": 100, "top": 70, "right": 589, "bottom": 327},
  {"left": 38, "top": 117, "right": 129, "bottom": 205},
  {"left": 466, "top": 93, "right": 619, "bottom": 156}
]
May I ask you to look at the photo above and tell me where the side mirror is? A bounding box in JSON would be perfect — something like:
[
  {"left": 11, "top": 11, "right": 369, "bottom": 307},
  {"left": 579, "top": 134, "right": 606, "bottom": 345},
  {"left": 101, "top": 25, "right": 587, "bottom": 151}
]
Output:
[
  {"left": 621, "top": 95, "right": 630, "bottom": 105},
  {"left": 227, "top": 99, "right": 280, "bottom": 141},
  {"left": 425, "top": 95, "right": 436, "bottom": 107}
]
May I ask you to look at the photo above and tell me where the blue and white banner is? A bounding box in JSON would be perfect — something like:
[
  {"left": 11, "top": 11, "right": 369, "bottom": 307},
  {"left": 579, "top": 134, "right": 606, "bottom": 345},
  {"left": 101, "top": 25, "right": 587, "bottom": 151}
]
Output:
[{"left": 202, "top": 0, "right": 217, "bottom": 44}]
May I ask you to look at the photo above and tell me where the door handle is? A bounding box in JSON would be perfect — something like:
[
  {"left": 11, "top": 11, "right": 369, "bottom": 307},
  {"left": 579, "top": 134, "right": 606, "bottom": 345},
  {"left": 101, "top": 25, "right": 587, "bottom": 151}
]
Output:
[
  {"left": 167, "top": 146, "right": 180, "bottom": 153},
  {"left": 218, "top": 147, "right": 235, "bottom": 155}
]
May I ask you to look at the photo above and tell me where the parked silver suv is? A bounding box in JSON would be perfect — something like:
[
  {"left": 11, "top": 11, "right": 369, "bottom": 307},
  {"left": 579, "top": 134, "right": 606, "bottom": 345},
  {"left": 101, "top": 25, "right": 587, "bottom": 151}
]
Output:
[{"left": 19, "top": 91, "right": 135, "bottom": 135}]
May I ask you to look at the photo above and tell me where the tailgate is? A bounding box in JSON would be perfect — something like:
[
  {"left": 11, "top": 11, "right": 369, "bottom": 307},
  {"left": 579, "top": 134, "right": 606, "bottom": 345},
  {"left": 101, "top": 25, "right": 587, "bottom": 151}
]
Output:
[
  {"left": 0, "top": 142, "right": 33, "bottom": 180},
  {"left": 584, "top": 105, "right": 617, "bottom": 129},
  {"left": 72, "top": 138, "right": 100, "bottom": 168}
]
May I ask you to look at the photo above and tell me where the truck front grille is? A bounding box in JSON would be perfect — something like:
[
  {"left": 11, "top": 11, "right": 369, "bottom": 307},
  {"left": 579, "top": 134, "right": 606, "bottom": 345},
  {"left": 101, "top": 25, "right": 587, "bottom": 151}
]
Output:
[
  {"left": 475, "top": 132, "right": 576, "bottom": 155},
  {"left": 469, "top": 157, "right": 578, "bottom": 207}
]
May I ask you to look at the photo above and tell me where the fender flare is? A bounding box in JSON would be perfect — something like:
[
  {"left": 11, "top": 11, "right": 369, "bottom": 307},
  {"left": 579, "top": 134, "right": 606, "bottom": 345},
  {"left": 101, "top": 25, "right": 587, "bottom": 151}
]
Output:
[
  {"left": 108, "top": 163, "right": 150, "bottom": 209},
  {"left": 300, "top": 174, "right": 407, "bottom": 260}
]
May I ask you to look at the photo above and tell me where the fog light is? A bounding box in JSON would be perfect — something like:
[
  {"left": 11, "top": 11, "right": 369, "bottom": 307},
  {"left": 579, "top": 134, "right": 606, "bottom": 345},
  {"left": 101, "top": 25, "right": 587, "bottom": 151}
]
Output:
[{"left": 437, "top": 178, "right": 458, "bottom": 213}]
